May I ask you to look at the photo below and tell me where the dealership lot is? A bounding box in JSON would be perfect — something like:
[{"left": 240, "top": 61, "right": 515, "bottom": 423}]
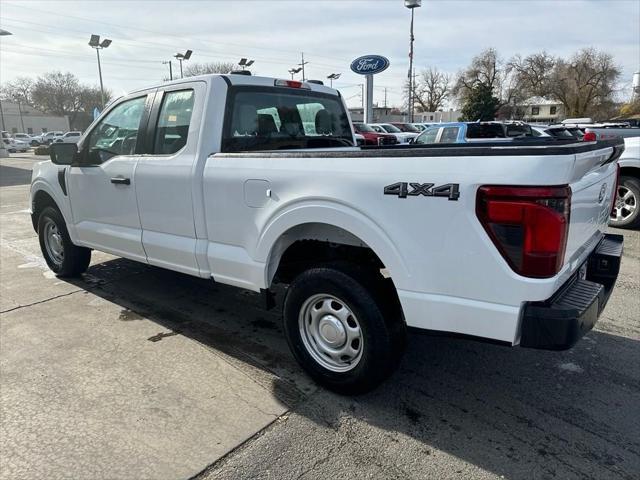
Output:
[{"left": 1, "top": 154, "right": 639, "bottom": 479}]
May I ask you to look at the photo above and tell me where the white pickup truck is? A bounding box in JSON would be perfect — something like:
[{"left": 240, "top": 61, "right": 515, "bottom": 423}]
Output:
[{"left": 31, "top": 74, "right": 624, "bottom": 393}]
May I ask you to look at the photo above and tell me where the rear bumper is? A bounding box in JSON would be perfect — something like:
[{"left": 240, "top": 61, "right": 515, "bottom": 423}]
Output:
[{"left": 520, "top": 233, "right": 623, "bottom": 350}]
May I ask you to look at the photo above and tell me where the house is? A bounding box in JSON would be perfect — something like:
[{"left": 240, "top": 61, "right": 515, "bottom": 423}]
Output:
[{"left": 518, "top": 97, "right": 564, "bottom": 124}]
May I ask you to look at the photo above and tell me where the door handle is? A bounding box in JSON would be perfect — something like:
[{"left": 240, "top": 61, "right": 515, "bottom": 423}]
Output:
[{"left": 110, "top": 177, "right": 131, "bottom": 185}]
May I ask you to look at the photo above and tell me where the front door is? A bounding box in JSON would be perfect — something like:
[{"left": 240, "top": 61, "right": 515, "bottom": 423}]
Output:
[{"left": 68, "top": 93, "right": 153, "bottom": 262}]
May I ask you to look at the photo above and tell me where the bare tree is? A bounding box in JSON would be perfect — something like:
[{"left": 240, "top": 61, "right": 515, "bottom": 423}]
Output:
[
  {"left": 548, "top": 48, "right": 621, "bottom": 118},
  {"left": 0, "top": 77, "right": 35, "bottom": 105},
  {"left": 412, "top": 67, "right": 451, "bottom": 112},
  {"left": 30, "top": 72, "right": 110, "bottom": 128},
  {"left": 183, "top": 61, "right": 237, "bottom": 77}
]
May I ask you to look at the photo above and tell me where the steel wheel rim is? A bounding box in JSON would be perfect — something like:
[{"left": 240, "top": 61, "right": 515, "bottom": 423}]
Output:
[
  {"left": 298, "top": 294, "right": 363, "bottom": 372},
  {"left": 43, "top": 218, "right": 64, "bottom": 265},
  {"left": 613, "top": 185, "right": 637, "bottom": 222}
]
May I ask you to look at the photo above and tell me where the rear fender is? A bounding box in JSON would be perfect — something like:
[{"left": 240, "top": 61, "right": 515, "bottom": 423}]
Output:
[{"left": 257, "top": 201, "right": 410, "bottom": 289}]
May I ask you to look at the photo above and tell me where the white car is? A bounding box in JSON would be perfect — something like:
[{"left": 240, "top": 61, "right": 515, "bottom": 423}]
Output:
[
  {"left": 13, "top": 133, "right": 40, "bottom": 146},
  {"left": 32, "top": 73, "right": 623, "bottom": 393},
  {"left": 41, "top": 131, "right": 64, "bottom": 145},
  {"left": 369, "top": 123, "right": 418, "bottom": 143},
  {"left": 610, "top": 136, "right": 640, "bottom": 229},
  {"left": 54, "top": 132, "right": 83, "bottom": 144},
  {"left": 3, "top": 137, "right": 29, "bottom": 152}
]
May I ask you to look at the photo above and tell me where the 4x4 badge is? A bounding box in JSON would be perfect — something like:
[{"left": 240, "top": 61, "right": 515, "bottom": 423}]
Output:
[{"left": 384, "top": 182, "right": 460, "bottom": 201}]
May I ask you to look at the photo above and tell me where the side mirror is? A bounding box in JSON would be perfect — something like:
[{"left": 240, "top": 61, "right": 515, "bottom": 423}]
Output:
[{"left": 50, "top": 142, "right": 78, "bottom": 165}]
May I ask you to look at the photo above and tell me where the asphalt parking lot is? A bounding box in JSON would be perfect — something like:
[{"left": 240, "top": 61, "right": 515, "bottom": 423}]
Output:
[{"left": 1, "top": 153, "right": 639, "bottom": 480}]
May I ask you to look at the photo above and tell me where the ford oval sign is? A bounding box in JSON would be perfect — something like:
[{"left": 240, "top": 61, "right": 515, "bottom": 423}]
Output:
[{"left": 350, "top": 55, "right": 390, "bottom": 75}]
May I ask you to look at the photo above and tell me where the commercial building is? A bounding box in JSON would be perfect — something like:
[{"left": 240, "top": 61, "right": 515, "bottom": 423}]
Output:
[
  {"left": 0, "top": 101, "right": 70, "bottom": 134},
  {"left": 349, "top": 106, "right": 461, "bottom": 124}
]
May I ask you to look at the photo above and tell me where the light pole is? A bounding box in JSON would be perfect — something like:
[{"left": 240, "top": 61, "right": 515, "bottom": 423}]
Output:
[
  {"left": 288, "top": 67, "right": 302, "bottom": 80},
  {"left": 0, "top": 29, "right": 11, "bottom": 133},
  {"left": 238, "top": 58, "right": 255, "bottom": 72},
  {"left": 88, "top": 34, "right": 112, "bottom": 109},
  {"left": 174, "top": 50, "right": 193, "bottom": 79},
  {"left": 327, "top": 73, "right": 341, "bottom": 88},
  {"left": 405, "top": 0, "right": 421, "bottom": 122},
  {"left": 163, "top": 60, "right": 173, "bottom": 81}
]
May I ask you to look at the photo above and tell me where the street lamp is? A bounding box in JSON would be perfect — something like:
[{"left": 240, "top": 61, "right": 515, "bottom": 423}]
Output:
[
  {"left": 174, "top": 49, "right": 193, "bottom": 79},
  {"left": 327, "top": 73, "right": 341, "bottom": 88},
  {"left": 238, "top": 58, "right": 255, "bottom": 71},
  {"left": 405, "top": 0, "right": 421, "bottom": 122},
  {"left": 88, "top": 34, "right": 112, "bottom": 109},
  {"left": 288, "top": 67, "right": 302, "bottom": 80}
]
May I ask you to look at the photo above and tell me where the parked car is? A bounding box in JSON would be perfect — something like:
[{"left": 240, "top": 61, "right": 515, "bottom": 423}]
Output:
[
  {"left": 410, "top": 123, "right": 433, "bottom": 131},
  {"left": 352, "top": 123, "right": 398, "bottom": 146},
  {"left": 54, "top": 131, "right": 83, "bottom": 144},
  {"left": 610, "top": 136, "right": 640, "bottom": 229},
  {"left": 32, "top": 73, "right": 624, "bottom": 394},
  {"left": 13, "top": 133, "right": 40, "bottom": 146},
  {"left": 2, "top": 137, "right": 29, "bottom": 152},
  {"left": 413, "top": 122, "right": 533, "bottom": 144},
  {"left": 390, "top": 122, "right": 421, "bottom": 133},
  {"left": 40, "top": 131, "right": 64, "bottom": 145},
  {"left": 369, "top": 123, "right": 418, "bottom": 143}
]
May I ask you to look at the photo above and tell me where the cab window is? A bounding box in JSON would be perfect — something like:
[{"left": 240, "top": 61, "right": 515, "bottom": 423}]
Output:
[
  {"left": 85, "top": 95, "right": 147, "bottom": 164},
  {"left": 415, "top": 127, "right": 439, "bottom": 144},
  {"left": 439, "top": 127, "right": 459, "bottom": 143},
  {"left": 222, "top": 87, "right": 353, "bottom": 152},
  {"left": 154, "top": 90, "right": 195, "bottom": 154}
]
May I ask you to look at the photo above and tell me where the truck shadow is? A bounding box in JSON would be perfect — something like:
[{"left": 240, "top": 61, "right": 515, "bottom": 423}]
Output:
[{"left": 68, "top": 257, "right": 640, "bottom": 480}]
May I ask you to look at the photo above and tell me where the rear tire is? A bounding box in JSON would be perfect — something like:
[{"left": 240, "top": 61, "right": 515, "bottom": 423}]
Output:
[
  {"left": 610, "top": 176, "right": 640, "bottom": 229},
  {"left": 283, "top": 264, "right": 406, "bottom": 395},
  {"left": 38, "top": 206, "right": 91, "bottom": 277}
]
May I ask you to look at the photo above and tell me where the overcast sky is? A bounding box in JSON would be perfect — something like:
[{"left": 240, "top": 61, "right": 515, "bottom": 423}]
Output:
[{"left": 1, "top": 0, "right": 638, "bottom": 109}]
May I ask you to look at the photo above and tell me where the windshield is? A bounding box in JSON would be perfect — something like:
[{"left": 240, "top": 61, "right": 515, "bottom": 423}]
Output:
[
  {"left": 380, "top": 124, "right": 401, "bottom": 133},
  {"left": 222, "top": 87, "right": 353, "bottom": 152},
  {"left": 354, "top": 123, "right": 375, "bottom": 133},
  {"left": 396, "top": 123, "right": 420, "bottom": 133},
  {"left": 547, "top": 128, "right": 575, "bottom": 138}
]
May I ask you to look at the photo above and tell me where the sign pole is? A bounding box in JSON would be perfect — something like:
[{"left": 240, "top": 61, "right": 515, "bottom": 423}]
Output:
[{"left": 364, "top": 74, "right": 374, "bottom": 123}]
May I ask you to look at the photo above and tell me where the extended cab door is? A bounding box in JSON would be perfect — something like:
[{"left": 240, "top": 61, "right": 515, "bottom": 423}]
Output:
[
  {"left": 134, "top": 82, "right": 205, "bottom": 276},
  {"left": 67, "top": 92, "right": 154, "bottom": 262}
]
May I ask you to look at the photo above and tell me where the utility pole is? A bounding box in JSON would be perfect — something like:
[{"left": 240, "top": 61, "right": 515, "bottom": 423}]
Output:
[
  {"left": 384, "top": 87, "right": 388, "bottom": 108},
  {"left": 163, "top": 60, "right": 173, "bottom": 81},
  {"left": 17, "top": 100, "right": 25, "bottom": 132},
  {"left": 299, "top": 52, "right": 309, "bottom": 81},
  {"left": 361, "top": 84, "right": 364, "bottom": 110}
]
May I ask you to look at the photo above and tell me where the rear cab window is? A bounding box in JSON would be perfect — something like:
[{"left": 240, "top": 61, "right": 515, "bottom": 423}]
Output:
[
  {"left": 222, "top": 86, "right": 353, "bottom": 152},
  {"left": 465, "top": 123, "right": 506, "bottom": 139},
  {"left": 154, "top": 89, "right": 195, "bottom": 154}
]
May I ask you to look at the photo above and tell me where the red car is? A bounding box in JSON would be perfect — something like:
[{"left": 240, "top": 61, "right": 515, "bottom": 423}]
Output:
[{"left": 353, "top": 123, "right": 398, "bottom": 146}]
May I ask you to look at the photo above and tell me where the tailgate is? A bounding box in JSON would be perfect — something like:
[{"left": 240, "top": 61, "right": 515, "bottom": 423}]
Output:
[{"left": 564, "top": 143, "right": 622, "bottom": 267}]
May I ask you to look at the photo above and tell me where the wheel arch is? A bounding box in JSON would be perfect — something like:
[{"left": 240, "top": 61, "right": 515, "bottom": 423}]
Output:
[{"left": 257, "top": 203, "right": 410, "bottom": 289}]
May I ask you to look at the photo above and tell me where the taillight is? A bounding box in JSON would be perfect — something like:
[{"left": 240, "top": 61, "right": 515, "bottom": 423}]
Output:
[
  {"left": 476, "top": 185, "right": 571, "bottom": 278},
  {"left": 610, "top": 163, "right": 620, "bottom": 218},
  {"left": 582, "top": 131, "right": 597, "bottom": 142}
]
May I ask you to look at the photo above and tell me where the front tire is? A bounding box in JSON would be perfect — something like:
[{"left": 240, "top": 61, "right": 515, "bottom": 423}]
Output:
[
  {"left": 38, "top": 206, "right": 91, "bottom": 277},
  {"left": 283, "top": 265, "right": 405, "bottom": 395},
  {"left": 610, "top": 175, "right": 639, "bottom": 229}
]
